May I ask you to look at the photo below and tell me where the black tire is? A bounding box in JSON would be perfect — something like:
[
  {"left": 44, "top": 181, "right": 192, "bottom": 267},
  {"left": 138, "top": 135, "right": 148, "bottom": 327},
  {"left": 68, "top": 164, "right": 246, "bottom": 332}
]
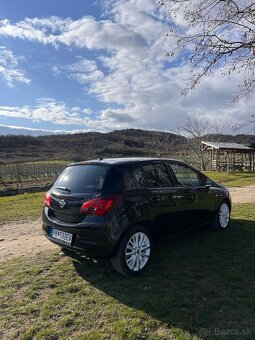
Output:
[
  {"left": 111, "top": 225, "right": 153, "bottom": 277},
  {"left": 211, "top": 201, "right": 231, "bottom": 231}
]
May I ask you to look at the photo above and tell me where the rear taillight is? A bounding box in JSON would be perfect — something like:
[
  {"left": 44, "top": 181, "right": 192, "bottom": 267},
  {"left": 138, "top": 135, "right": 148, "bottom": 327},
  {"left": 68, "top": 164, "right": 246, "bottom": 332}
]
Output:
[
  {"left": 80, "top": 195, "right": 122, "bottom": 216},
  {"left": 44, "top": 192, "right": 52, "bottom": 207}
]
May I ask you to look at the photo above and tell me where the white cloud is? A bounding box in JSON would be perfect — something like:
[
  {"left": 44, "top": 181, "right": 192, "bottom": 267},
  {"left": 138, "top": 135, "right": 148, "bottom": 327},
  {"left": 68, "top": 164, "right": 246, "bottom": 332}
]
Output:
[
  {"left": 0, "top": 1, "right": 253, "bottom": 132},
  {"left": 100, "top": 108, "right": 134, "bottom": 123},
  {"left": 0, "top": 46, "right": 31, "bottom": 86},
  {"left": 54, "top": 58, "right": 104, "bottom": 84},
  {"left": 0, "top": 17, "right": 72, "bottom": 46},
  {"left": 1, "top": 83, "right": 254, "bottom": 133},
  {"left": 0, "top": 98, "right": 89, "bottom": 126},
  {"left": 0, "top": 16, "right": 147, "bottom": 51},
  {"left": 18, "top": 16, "right": 73, "bottom": 33},
  {"left": 59, "top": 17, "right": 147, "bottom": 51},
  {"left": 0, "top": 98, "right": 135, "bottom": 131},
  {"left": 0, "top": 123, "right": 99, "bottom": 136},
  {"left": 0, "top": 20, "right": 54, "bottom": 45},
  {"left": 83, "top": 108, "right": 92, "bottom": 115}
]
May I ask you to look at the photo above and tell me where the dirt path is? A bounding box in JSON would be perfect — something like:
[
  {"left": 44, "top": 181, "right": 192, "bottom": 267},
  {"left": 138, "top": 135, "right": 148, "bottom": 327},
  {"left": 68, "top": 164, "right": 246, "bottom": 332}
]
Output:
[
  {"left": 228, "top": 185, "right": 255, "bottom": 204},
  {"left": 0, "top": 219, "right": 58, "bottom": 263},
  {"left": 0, "top": 185, "right": 254, "bottom": 263}
]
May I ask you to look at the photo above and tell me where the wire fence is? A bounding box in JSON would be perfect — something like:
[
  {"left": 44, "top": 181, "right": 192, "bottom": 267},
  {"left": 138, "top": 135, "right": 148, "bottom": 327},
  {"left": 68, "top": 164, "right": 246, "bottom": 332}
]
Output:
[{"left": 0, "top": 162, "right": 66, "bottom": 196}]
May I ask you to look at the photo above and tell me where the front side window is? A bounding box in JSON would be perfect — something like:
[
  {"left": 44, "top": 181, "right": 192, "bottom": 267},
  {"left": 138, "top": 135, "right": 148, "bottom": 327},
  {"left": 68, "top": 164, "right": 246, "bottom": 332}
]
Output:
[
  {"left": 132, "top": 163, "right": 173, "bottom": 188},
  {"left": 170, "top": 163, "right": 202, "bottom": 187}
]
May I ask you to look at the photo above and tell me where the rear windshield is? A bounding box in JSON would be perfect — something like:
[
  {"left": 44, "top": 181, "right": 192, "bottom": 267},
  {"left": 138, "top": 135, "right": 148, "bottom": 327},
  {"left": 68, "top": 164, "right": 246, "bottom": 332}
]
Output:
[{"left": 53, "top": 165, "right": 122, "bottom": 194}]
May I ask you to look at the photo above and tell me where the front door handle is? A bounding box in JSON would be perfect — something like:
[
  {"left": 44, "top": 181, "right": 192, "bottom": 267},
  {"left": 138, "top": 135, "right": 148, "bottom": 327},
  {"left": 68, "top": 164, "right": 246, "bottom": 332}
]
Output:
[
  {"left": 151, "top": 196, "right": 160, "bottom": 204},
  {"left": 185, "top": 194, "right": 195, "bottom": 202}
]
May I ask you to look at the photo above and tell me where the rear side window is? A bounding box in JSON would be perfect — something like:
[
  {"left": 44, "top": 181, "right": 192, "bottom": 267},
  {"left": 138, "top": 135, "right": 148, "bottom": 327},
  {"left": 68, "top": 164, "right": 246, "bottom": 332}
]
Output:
[
  {"left": 123, "top": 171, "right": 137, "bottom": 191},
  {"left": 170, "top": 163, "right": 202, "bottom": 187},
  {"left": 132, "top": 163, "right": 173, "bottom": 188},
  {"left": 53, "top": 165, "right": 122, "bottom": 193}
]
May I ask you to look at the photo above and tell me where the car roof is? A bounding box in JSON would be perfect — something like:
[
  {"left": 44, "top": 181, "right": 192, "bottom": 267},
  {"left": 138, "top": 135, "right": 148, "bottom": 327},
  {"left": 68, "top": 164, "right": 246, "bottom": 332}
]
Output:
[{"left": 70, "top": 157, "right": 181, "bottom": 166}]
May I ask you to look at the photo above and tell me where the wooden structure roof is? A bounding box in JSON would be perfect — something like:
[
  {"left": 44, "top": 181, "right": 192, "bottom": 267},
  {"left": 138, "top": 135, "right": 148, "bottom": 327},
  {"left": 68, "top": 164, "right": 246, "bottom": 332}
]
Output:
[
  {"left": 202, "top": 141, "right": 254, "bottom": 172},
  {"left": 202, "top": 141, "right": 253, "bottom": 152}
]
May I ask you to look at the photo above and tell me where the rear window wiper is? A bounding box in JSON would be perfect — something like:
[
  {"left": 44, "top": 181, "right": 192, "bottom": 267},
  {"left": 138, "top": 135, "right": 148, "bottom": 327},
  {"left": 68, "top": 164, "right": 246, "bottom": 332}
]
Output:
[{"left": 55, "top": 187, "right": 71, "bottom": 193}]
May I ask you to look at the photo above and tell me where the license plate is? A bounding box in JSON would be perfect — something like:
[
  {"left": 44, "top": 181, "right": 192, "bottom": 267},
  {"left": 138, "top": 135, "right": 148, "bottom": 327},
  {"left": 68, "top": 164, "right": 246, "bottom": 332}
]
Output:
[{"left": 50, "top": 228, "right": 73, "bottom": 245}]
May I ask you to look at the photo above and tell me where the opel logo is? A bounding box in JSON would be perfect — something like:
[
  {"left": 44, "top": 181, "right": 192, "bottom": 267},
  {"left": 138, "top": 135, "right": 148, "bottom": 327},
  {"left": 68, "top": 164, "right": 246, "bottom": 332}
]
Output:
[{"left": 59, "top": 199, "right": 66, "bottom": 208}]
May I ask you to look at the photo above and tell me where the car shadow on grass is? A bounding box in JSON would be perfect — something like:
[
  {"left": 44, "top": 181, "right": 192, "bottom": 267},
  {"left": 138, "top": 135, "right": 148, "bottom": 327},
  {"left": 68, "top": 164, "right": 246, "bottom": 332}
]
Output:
[{"left": 72, "top": 220, "right": 255, "bottom": 339}]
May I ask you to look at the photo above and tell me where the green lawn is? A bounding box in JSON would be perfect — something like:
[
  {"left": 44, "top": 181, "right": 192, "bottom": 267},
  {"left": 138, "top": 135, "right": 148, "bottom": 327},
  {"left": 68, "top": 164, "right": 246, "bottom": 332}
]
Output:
[
  {"left": 205, "top": 171, "right": 255, "bottom": 187},
  {"left": 0, "top": 192, "right": 44, "bottom": 225},
  {"left": 0, "top": 203, "right": 255, "bottom": 339},
  {"left": 0, "top": 170, "right": 254, "bottom": 338}
]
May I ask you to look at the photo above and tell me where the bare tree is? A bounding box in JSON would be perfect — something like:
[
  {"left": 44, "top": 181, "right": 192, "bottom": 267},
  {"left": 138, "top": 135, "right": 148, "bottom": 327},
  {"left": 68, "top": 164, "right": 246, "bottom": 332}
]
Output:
[
  {"left": 232, "top": 114, "right": 255, "bottom": 132},
  {"left": 177, "top": 113, "right": 228, "bottom": 170},
  {"left": 149, "top": 134, "right": 172, "bottom": 157},
  {"left": 148, "top": 129, "right": 186, "bottom": 158},
  {"left": 160, "top": 0, "right": 255, "bottom": 99}
]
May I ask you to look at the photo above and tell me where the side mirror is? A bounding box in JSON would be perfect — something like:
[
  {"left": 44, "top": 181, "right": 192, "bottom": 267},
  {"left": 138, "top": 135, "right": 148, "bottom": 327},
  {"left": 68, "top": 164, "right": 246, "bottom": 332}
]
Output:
[{"left": 205, "top": 178, "right": 213, "bottom": 188}]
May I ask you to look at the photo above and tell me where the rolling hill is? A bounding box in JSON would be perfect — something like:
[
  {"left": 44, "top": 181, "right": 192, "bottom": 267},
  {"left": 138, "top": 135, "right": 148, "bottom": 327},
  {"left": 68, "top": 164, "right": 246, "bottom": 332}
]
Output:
[{"left": 0, "top": 129, "right": 254, "bottom": 164}]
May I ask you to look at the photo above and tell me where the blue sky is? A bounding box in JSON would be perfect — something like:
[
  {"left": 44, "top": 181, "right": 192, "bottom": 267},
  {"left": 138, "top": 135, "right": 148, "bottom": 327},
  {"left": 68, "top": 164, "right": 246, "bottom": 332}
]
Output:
[{"left": 0, "top": 0, "right": 254, "bottom": 135}]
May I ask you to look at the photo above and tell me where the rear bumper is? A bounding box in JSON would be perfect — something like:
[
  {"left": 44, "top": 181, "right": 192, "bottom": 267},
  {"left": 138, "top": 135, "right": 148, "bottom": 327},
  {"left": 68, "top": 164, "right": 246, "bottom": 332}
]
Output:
[{"left": 42, "top": 209, "right": 118, "bottom": 257}]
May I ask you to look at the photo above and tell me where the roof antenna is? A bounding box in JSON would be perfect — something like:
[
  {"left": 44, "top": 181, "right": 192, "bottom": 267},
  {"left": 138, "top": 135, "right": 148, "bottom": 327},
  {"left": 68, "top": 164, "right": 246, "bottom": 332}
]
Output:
[{"left": 98, "top": 156, "right": 103, "bottom": 161}]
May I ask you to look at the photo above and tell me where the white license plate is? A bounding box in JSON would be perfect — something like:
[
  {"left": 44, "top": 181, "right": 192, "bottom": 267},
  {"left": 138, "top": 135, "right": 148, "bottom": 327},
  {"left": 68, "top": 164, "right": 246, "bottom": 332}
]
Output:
[{"left": 51, "top": 228, "right": 73, "bottom": 245}]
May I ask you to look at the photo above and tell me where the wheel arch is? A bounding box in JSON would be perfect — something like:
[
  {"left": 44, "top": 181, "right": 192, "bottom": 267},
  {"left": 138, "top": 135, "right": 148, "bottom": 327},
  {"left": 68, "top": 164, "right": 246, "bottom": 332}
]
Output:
[
  {"left": 127, "top": 220, "right": 156, "bottom": 240},
  {"left": 220, "top": 197, "right": 232, "bottom": 212},
  {"left": 111, "top": 222, "right": 154, "bottom": 276},
  {"left": 111, "top": 219, "right": 155, "bottom": 255}
]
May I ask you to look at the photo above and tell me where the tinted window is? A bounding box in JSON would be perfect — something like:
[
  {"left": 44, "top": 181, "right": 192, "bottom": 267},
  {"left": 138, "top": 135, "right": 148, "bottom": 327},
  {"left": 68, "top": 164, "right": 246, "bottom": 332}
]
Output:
[
  {"left": 123, "top": 171, "right": 137, "bottom": 190},
  {"left": 133, "top": 163, "right": 173, "bottom": 188},
  {"left": 154, "top": 163, "right": 173, "bottom": 187},
  {"left": 170, "top": 163, "right": 202, "bottom": 187},
  {"left": 53, "top": 165, "right": 122, "bottom": 193}
]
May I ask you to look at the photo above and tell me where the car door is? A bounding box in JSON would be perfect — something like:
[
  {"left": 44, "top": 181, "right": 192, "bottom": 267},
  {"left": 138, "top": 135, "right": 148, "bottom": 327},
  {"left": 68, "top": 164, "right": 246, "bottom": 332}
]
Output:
[
  {"left": 131, "top": 161, "right": 181, "bottom": 236},
  {"left": 167, "top": 161, "right": 213, "bottom": 228}
]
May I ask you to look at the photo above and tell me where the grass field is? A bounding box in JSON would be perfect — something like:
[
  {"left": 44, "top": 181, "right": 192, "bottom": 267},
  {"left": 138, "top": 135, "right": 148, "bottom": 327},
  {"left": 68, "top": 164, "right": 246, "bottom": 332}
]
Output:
[
  {"left": 205, "top": 171, "right": 255, "bottom": 187},
  {"left": 0, "top": 203, "right": 255, "bottom": 339},
  {"left": 0, "top": 192, "right": 44, "bottom": 225},
  {"left": 0, "top": 171, "right": 255, "bottom": 339}
]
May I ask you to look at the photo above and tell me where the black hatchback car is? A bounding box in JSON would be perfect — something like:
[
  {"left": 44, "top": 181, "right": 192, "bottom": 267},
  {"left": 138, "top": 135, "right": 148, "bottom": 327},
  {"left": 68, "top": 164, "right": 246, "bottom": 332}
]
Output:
[{"left": 42, "top": 158, "right": 231, "bottom": 276}]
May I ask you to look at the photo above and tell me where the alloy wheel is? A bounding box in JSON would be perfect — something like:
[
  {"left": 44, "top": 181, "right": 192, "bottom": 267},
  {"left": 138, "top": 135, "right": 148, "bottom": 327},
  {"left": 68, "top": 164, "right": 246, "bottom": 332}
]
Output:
[
  {"left": 125, "top": 232, "right": 151, "bottom": 271},
  {"left": 219, "top": 203, "right": 230, "bottom": 228}
]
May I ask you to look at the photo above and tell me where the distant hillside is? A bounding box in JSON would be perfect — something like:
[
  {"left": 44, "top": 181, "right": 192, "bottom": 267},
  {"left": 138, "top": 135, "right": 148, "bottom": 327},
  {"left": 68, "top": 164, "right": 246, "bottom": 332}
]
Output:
[
  {"left": 203, "top": 133, "right": 255, "bottom": 145},
  {"left": 0, "top": 129, "right": 254, "bottom": 164},
  {"left": 0, "top": 129, "right": 186, "bottom": 164}
]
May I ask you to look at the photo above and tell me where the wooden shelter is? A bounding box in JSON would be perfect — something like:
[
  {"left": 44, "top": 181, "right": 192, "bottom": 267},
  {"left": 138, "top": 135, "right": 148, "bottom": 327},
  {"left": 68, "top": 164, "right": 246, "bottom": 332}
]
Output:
[{"left": 202, "top": 141, "right": 254, "bottom": 172}]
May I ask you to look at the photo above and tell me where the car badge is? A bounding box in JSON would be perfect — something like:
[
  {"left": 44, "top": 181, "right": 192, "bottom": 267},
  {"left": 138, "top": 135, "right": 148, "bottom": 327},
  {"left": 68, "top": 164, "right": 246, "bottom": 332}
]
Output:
[{"left": 60, "top": 199, "right": 66, "bottom": 208}]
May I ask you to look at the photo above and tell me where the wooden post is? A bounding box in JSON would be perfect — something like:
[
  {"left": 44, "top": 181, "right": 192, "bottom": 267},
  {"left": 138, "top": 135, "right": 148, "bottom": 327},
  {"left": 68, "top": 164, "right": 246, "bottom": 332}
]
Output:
[
  {"left": 227, "top": 152, "right": 230, "bottom": 173},
  {"left": 16, "top": 163, "right": 20, "bottom": 193},
  {"left": 233, "top": 151, "right": 235, "bottom": 173},
  {"left": 217, "top": 149, "right": 220, "bottom": 171}
]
